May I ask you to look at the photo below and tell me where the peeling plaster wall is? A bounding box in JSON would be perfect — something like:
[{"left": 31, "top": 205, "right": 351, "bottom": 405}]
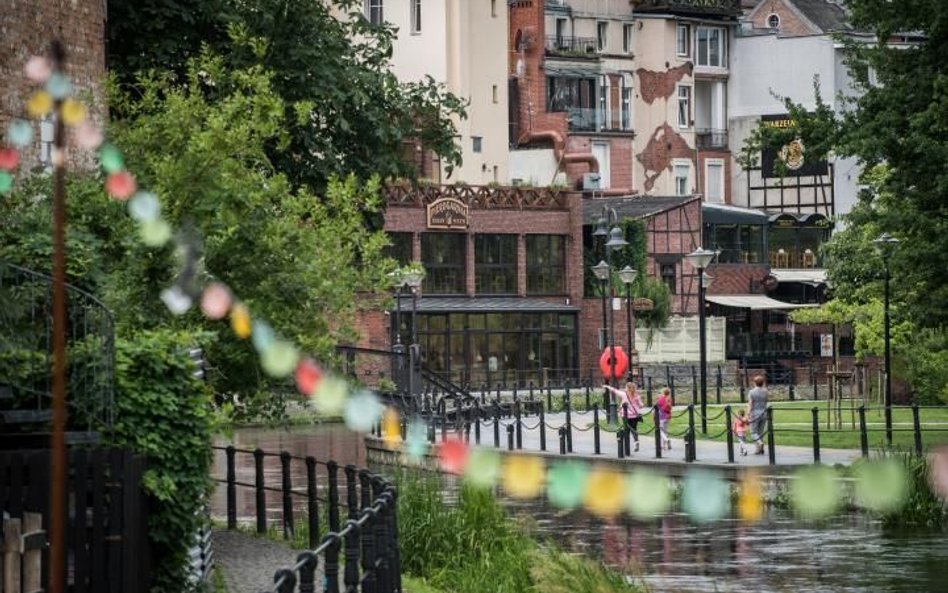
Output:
[{"left": 632, "top": 18, "right": 696, "bottom": 196}]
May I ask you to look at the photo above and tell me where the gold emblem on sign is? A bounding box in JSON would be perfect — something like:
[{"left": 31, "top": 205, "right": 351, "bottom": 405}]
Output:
[{"left": 778, "top": 138, "right": 805, "bottom": 171}]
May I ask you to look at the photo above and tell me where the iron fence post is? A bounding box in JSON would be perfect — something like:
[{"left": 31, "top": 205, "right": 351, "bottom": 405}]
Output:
[
  {"left": 858, "top": 405, "right": 869, "bottom": 458},
  {"left": 617, "top": 428, "right": 625, "bottom": 459},
  {"left": 539, "top": 403, "right": 547, "bottom": 451},
  {"left": 691, "top": 365, "right": 697, "bottom": 406},
  {"left": 281, "top": 451, "right": 295, "bottom": 538},
  {"left": 767, "top": 407, "right": 776, "bottom": 465},
  {"left": 343, "top": 466, "right": 360, "bottom": 592},
  {"left": 594, "top": 404, "right": 601, "bottom": 455},
  {"left": 622, "top": 403, "right": 630, "bottom": 456},
  {"left": 716, "top": 365, "right": 722, "bottom": 405},
  {"left": 226, "top": 446, "right": 236, "bottom": 530},
  {"left": 359, "top": 471, "right": 377, "bottom": 593},
  {"left": 515, "top": 401, "right": 523, "bottom": 449},
  {"left": 913, "top": 404, "right": 923, "bottom": 456},
  {"left": 559, "top": 427, "right": 566, "bottom": 455},
  {"left": 725, "top": 405, "right": 734, "bottom": 463},
  {"left": 654, "top": 407, "right": 662, "bottom": 459},
  {"left": 254, "top": 448, "right": 266, "bottom": 534},
  {"left": 306, "top": 456, "right": 319, "bottom": 549},
  {"left": 646, "top": 375, "right": 653, "bottom": 407},
  {"left": 297, "top": 552, "right": 317, "bottom": 593},
  {"left": 507, "top": 424, "right": 514, "bottom": 451},
  {"left": 811, "top": 408, "right": 821, "bottom": 464},
  {"left": 687, "top": 405, "right": 696, "bottom": 462},
  {"left": 565, "top": 394, "right": 573, "bottom": 453}
]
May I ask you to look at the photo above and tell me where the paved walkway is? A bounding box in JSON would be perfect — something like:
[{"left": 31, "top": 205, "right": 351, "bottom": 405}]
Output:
[
  {"left": 468, "top": 412, "right": 862, "bottom": 470},
  {"left": 214, "top": 529, "right": 317, "bottom": 593}
]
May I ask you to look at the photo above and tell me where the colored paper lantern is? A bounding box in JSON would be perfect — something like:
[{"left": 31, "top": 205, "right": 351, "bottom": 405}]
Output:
[
  {"left": 45, "top": 73, "right": 72, "bottom": 99},
  {"left": 140, "top": 218, "right": 172, "bottom": 247},
  {"left": 230, "top": 303, "right": 252, "bottom": 338},
  {"left": 106, "top": 171, "right": 137, "bottom": 200},
  {"left": 200, "top": 282, "right": 232, "bottom": 320},
  {"left": 343, "top": 390, "right": 383, "bottom": 433},
  {"left": 294, "top": 358, "right": 323, "bottom": 396},
  {"left": 502, "top": 455, "right": 545, "bottom": 499},
  {"left": 8, "top": 120, "right": 33, "bottom": 147},
  {"left": 547, "top": 462, "right": 589, "bottom": 509},
  {"left": 24, "top": 56, "right": 52, "bottom": 83},
  {"left": 584, "top": 468, "right": 626, "bottom": 517},
  {"left": 75, "top": 122, "right": 102, "bottom": 149},
  {"left": 26, "top": 91, "right": 53, "bottom": 117},
  {"left": 261, "top": 340, "right": 299, "bottom": 378},
  {"left": 0, "top": 148, "right": 19, "bottom": 171},
  {"left": 61, "top": 99, "right": 86, "bottom": 126},
  {"left": 98, "top": 144, "right": 124, "bottom": 173},
  {"left": 465, "top": 449, "right": 501, "bottom": 489},
  {"left": 438, "top": 439, "right": 468, "bottom": 475},
  {"left": 128, "top": 191, "right": 160, "bottom": 222}
]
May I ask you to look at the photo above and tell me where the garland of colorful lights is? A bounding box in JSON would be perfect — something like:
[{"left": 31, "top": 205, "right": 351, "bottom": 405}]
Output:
[{"left": 4, "top": 54, "right": 944, "bottom": 523}]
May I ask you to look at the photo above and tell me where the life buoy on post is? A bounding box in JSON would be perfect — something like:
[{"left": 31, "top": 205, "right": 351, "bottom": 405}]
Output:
[{"left": 599, "top": 346, "right": 629, "bottom": 380}]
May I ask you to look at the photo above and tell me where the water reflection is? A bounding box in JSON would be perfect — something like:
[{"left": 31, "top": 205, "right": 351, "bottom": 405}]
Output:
[{"left": 212, "top": 426, "right": 948, "bottom": 593}]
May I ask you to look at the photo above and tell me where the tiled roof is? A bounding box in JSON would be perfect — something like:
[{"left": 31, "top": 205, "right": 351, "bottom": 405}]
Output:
[{"left": 790, "top": 0, "right": 852, "bottom": 33}]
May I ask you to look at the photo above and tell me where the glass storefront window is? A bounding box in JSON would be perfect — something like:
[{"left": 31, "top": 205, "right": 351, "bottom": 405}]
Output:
[
  {"left": 526, "top": 235, "right": 566, "bottom": 294},
  {"left": 475, "top": 234, "right": 517, "bottom": 294},
  {"left": 385, "top": 232, "right": 413, "bottom": 266},
  {"left": 422, "top": 233, "right": 466, "bottom": 294},
  {"left": 704, "top": 223, "right": 765, "bottom": 264}
]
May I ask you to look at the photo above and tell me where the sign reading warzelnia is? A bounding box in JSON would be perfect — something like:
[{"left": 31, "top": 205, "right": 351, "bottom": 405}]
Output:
[{"left": 427, "top": 197, "right": 469, "bottom": 229}]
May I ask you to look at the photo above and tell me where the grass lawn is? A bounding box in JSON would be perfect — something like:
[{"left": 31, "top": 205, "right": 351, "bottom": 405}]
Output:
[{"left": 602, "top": 401, "right": 948, "bottom": 451}]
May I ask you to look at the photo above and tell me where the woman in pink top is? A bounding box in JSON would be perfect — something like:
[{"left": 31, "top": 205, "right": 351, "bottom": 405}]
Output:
[
  {"left": 656, "top": 387, "right": 672, "bottom": 450},
  {"left": 604, "top": 382, "right": 644, "bottom": 452}
]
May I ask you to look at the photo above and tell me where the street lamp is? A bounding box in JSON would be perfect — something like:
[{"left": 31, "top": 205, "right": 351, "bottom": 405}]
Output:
[
  {"left": 590, "top": 208, "right": 628, "bottom": 421},
  {"left": 873, "top": 232, "right": 899, "bottom": 445},
  {"left": 396, "top": 268, "right": 424, "bottom": 398},
  {"left": 685, "top": 247, "right": 716, "bottom": 434},
  {"left": 618, "top": 265, "right": 638, "bottom": 383}
]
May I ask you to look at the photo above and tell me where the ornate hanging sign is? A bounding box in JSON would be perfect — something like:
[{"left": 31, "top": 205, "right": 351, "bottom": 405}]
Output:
[{"left": 426, "top": 197, "right": 469, "bottom": 230}]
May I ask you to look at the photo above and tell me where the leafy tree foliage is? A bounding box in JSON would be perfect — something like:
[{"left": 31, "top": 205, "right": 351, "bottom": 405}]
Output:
[
  {"left": 107, "top": 0, "right": 467, "bottom": 191},
  {"left": 740, "top": 0, "right": 948, "bottom": 328},
  {"left": 1, "top": 55, "right": 394, "bottom": 405}
]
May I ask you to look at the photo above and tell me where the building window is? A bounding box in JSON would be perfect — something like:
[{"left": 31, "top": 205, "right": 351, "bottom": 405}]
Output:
[
  {"left": 705, "top": 159, "right": 724, "bottom": 203},
  {"left": 475, "top": 234, "right": 517, "bottom": 294},
  {"left": 386, "top": 232, "right": 413, "bottom": 266},
  {"left": 422, "top": 233, "right": 466, "bottom": 294},
  {"left": 660, "top": 263, "right": 677, "bottom": 294},
  {"left": 674, "top": 162, "right": 690, "bottom": 196},
  {"left": 623, "top": 24, "right": 633, "bottom": 53},
  {"left": 547, "top": 76, "right": 600, "bottom": 131},
  {"left": 491, "top": 0, "right": 497, "bottom": 17},
  {"left": 492, "top": 85, "right": 498, "bottom": 103},
  {"left": 598, "top": 76, "right": 608, "bottom": 129},
  {"left": 526, "top": 235, "right": 565, "bottom": 294},
  {"left": 621, "top": 83, "right": 632, "bottom": 130},
  {"left": 597, "top": 21, "right": 608, "bottom": 52},
  {"left": 696, "top": 26, "right": 726, "bottom": 68},
  {"left": 555, "top": 18, "right": 568, "bottom": 47},
  {"left": 704, "top": 223, "right": 766, "bottom": 264},
  {"left": 365, "top": 0, "right": 383, "bottom": 25},
  {"left": 767, "top": 13, "right": 780, "bottom": 29},
  {"left": 472, "top": 136, "right": 483, "bottom": 153},
  {"left": 676, "top": 23, "right": 690, "bottom": 57},
  {"left": 410, "top": 0, "right": 421, "bottom": 33},
  {"left": 677, "top": 85, "right": 691, "bottom": 128}
]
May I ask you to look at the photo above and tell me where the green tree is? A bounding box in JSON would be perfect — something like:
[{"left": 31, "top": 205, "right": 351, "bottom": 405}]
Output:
[
  {"left": 1, "top": 55, "right": 395, "bottom": 406},
  {"left": 107, "top": 0, "right": 467, "bottom": 191},
  {"left": 740, "top": 0, "right": 948, "bottom": 327}
]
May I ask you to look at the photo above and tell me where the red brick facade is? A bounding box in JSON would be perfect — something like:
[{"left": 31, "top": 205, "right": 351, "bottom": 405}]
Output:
[{"left": 0, "top": 0, "right": 106, "bottom": 171}]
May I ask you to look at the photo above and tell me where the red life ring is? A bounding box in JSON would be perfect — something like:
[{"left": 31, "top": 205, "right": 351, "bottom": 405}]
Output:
[{"left": 599, "top": 346, "right": 629, "bottom": 379}]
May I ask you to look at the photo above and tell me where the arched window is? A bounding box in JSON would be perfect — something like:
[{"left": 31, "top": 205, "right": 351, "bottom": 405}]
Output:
[{"left": 767, "top": 14, "right": 780, "bottom": 29}]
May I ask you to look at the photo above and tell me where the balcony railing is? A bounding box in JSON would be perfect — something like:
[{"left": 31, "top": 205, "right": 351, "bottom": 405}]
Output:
[
  {"left": 696, "top": 128, "right": 728, "bottom": 149},
  {"left": 726, "top": 331, "right": 812, "bottom": 360},
  {"left": 636, "top": 0, "right": 742, "bottom": 16},
  {"left": 556, "top": 106, "right": 633, "bottom": 133},
  {"left": 545, "top": 36, "right": 599, "bottom": 56}
]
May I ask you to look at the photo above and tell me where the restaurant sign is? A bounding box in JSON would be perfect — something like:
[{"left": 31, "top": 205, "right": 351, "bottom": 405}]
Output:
[
  {"left": 760, "top": 113, "right": 829, "bottom": 179},
  {"left": 426, "top": 197, "right": 469, "bottom": 229}
]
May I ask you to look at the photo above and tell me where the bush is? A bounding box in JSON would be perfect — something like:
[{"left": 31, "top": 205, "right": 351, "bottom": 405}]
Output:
[
  {"left": 878, "top": 451, "right": 948, "bottom": 531},
  {"left": 111, "top": 329, "right": 216, "bottom": 592}
]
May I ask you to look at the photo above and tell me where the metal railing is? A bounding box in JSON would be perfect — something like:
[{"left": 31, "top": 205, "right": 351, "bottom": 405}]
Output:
[
  {"left": 388, "top": 399, "right": 946, "bottom": 468},
  {"left": 0, "top": 262, "right": 114, "bottom": 433},
  {"left": 213, "top": 446, "right": 401, "bottom": 593},
  {"left": 696, "top": 128, "right": 728, "bottom": 149},
  {"left": 544, "top": 35, "right": 599, "bottom": 55}
]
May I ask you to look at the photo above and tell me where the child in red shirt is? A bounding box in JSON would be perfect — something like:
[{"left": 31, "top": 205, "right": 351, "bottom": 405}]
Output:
[{"left": 732, "top": 409, "right": 750, "bottom": 456}]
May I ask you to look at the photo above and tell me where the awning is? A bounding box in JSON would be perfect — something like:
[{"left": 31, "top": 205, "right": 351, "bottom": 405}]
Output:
[
  {"left": 415, "top": 297, "right": 579, "bottom": 313},
  {"left": 703, "top": 203, "right": 769, "bottom": 225},
  {"left": 771, "top": 269, "right": 828, "bottom": 286},
  {"left": 705, "top": 295, "right": 819, "bottom": 310}
]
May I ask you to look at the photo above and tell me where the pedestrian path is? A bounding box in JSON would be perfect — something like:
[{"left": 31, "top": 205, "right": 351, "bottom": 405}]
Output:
[
  {"left": 474, "top": 412, "right": 862, "bottom": 469},
  {"left": 214, "top": 529, "right": 318, "bottom": 593}
]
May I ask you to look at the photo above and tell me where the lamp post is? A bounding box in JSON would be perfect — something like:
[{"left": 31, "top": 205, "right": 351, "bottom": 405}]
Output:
[
  {"left": 685, "top": 247, "right": 716, "bottom": 434},
  {"left": 402, "top": 268, "right": 425, "bottom": 398},
  {"left": 618, "top": 265, "right": 638, "bottom": 383},
  {"left": 591, "top": 211, "right": 628, "bottom": 422},
  {"left": 873, "top": 232, "right": 899, "bottom": 445}
]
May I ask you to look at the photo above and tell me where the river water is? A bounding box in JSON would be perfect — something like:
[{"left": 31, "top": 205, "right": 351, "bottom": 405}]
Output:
[{"left": 211, "top": 425, "right": 948, "bottom": 593}]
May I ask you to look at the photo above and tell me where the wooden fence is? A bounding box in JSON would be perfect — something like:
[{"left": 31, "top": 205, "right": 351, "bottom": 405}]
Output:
[{"left": 0, "top": 448, "right": 150, "bottom": 593}]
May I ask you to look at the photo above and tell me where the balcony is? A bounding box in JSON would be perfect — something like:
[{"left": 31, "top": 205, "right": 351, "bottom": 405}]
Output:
[
  {"left": 561, "top": 107, "right": 632, "bottom": 133},
  {"left": 635, "top": 0, "right": 742, "bottom": 17},
  {"left": 726, "top": 331, "right": 812, "bottom": 360},
  {"left": 545, "top": 36, "right": 599, "bottom": 57},
  {"left": 696, "top": 128, "right": 728, "bottom": 149}
]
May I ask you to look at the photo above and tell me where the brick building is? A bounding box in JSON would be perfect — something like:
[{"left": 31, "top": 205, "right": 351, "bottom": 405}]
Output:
[
  {"left": 0, "top": 0, "right": 107, "bottom": 171},
  {"left": 357, "top": 185, "right": 703, "bottom": 384}
]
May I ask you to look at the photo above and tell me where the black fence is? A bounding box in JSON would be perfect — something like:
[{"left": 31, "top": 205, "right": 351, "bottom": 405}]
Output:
[
  {"left": 0, "top": 447, "right": 150, "bottom": 592},
  {"left": 212, "top": 446, "right": 401, "bottom": 593},
  {"left": 383, "top": 398, "right": 947, "bottom": 467}
]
